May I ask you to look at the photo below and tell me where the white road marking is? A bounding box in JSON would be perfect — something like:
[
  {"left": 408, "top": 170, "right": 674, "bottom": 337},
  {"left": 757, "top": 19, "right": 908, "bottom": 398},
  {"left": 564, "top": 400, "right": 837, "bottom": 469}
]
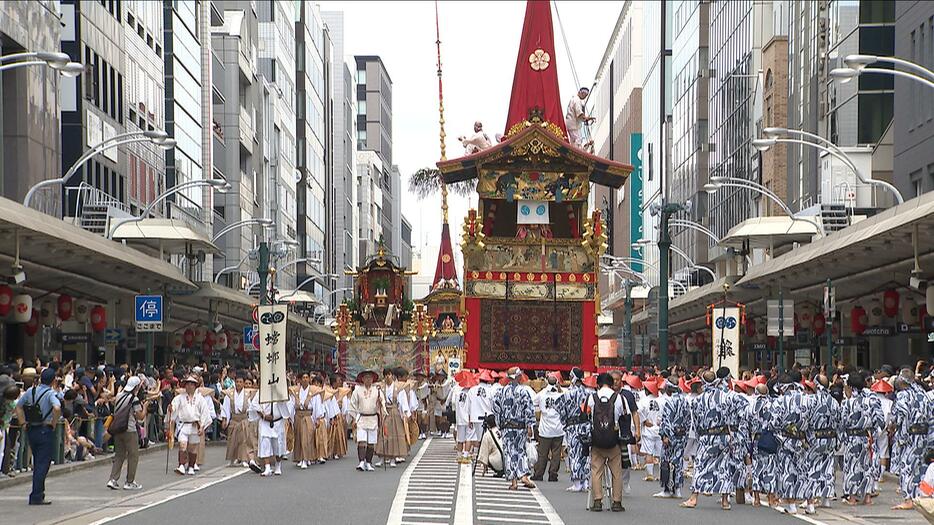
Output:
[
  {"left": 472, "top": 473, "right": 564, "bottom": 525},
  {"left": 388, "top": 437, "right": 462, "bottom": 525}
]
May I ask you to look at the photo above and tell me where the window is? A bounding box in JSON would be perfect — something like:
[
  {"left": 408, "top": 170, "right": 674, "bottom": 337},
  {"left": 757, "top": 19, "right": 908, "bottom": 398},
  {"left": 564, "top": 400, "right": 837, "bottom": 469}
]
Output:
[
  {"left": 357, "top": 99, "right": 366, "bottom": 116},
  {"left": 356, "top": 68, "right": 366, "bottom": 84},
  {"left": 357, "top": 129, "right": 366, "bottom": 149},
  {"left": 857, "top": 93, "right": 893, "bottom": 144}
]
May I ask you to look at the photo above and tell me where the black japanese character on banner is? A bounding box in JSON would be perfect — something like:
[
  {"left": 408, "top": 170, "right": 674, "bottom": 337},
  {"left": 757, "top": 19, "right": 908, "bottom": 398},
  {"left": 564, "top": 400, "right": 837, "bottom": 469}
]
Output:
[
  {"left": 267, "top": 374, "right": 279, "bottom": 385},
  {"left": 266, "top": 350, "right": 280, "bottom": 364},
  {"left": 265, "top": 331, "right": 280, "bottom": 346}
]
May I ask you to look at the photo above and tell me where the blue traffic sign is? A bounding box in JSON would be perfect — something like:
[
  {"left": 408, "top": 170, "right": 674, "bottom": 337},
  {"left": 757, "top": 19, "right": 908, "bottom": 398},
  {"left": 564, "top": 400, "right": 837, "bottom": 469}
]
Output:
[
  {"left": 244, "top": 325, "right": 259, "bottom": 350},
  {"left": 135, "top": 295, "right": 163, "bottom": 331}
]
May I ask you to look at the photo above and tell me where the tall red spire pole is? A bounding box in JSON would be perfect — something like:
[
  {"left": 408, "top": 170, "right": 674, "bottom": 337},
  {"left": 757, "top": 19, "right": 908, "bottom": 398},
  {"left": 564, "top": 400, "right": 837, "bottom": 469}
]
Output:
[{"left": 434, "top": 0, "right": 449, "bottom": 222}]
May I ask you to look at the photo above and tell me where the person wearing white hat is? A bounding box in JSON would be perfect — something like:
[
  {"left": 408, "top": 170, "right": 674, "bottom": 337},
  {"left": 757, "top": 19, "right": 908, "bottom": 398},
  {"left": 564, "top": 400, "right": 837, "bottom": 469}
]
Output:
[
  {"left": 106, "top": 376, "right": 146, "bottom": 490},
  {"left": 167, "top": 376, "right": 213, "bottom": 475}
]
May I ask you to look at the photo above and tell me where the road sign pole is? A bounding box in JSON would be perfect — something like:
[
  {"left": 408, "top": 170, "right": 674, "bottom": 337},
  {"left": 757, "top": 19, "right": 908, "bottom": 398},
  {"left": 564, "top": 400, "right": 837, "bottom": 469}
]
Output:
[
  {"left": 658, "top": 206, "right": 671, "bottom": 369},
  {"left": 146, "top": 331, "right": 153, "bottom": 366},
  {"left": 825, "top": 278, "right": 833, "bottom": 369},
  {"left": 778, "top": 288, "right": 784, "bottom": 369},
  {"left": 257, "top": 242, "right": 270, "bottom": 306}
]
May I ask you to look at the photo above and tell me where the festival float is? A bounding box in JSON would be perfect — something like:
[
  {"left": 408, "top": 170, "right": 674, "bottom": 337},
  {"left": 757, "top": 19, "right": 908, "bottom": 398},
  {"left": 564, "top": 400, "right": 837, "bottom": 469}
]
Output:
[
  {"left": 436, "top": 1, "right": 633, "bottom": 372},
  {"left": 333, "top": 237, "right": 426, "bottom": 378}
]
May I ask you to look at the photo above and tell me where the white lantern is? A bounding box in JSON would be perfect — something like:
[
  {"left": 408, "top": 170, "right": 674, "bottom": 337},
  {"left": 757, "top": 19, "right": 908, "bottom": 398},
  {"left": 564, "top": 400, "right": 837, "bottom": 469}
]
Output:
[
  {"left": 685, "top": 333, "right": 697, "bottom": 353},
  {"left": 902, "top": 295, "right": 919, "bottom": 325},
  {"left": 868, "top": 298, "right": 883, "bottom": 326},
  {"left": 12, "top": 294, "right": 32, "bottom": 323},
  {"left": 675, "top": 335, "right": 685, "bottom": 353},
  {"left": 193, "top": 326, "right": 207, "bottom": 343},
  {"left": 215, "top": 332, "right": 228, "bottom": 350},
  {"left": 928, "top": 286, "right": 934, "bottom": 315},
  {"left": 755, "top": 320, "right": 767, "bottom": 341},
  {"left": 74, "top": 299, "right": 90, "bottom": 323},
  {"left": 39, "top": 300, "right": 54, "bottom": 326},
  {"left": 231, "top": 333, "right": 242, "bottom": 349}
]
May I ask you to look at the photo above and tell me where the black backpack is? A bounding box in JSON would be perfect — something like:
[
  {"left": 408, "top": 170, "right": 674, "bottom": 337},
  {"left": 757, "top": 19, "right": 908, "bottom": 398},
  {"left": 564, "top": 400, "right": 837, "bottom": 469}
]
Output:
[
  {"left": 24, "top": 387, "right": 50, "bottom": 425},
  {"left": 108, "top": 393, "right": 134, "bottom": 435},
  {"left": 591, "top": 392, "right": 619, "bottom": 449}
]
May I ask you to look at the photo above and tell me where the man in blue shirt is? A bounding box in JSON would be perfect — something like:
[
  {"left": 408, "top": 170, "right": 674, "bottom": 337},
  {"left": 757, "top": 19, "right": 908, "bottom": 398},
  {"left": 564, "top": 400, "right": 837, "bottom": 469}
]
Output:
[{"left": 14, "top": 368, "right": 61, "bottom": 505}]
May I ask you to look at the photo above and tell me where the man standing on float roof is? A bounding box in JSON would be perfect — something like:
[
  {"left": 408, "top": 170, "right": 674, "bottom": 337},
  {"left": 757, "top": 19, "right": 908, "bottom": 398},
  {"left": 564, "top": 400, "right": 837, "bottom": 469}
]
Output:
[{"left": 565, "top": 87, "right": 594, "bottom": 148}]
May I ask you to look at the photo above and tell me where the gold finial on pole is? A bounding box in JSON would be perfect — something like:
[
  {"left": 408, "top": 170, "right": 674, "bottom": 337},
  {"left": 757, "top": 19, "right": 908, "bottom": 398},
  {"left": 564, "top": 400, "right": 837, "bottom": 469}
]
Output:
[{"left": 435, "top": 0, "right": 449, "bottom": 223}]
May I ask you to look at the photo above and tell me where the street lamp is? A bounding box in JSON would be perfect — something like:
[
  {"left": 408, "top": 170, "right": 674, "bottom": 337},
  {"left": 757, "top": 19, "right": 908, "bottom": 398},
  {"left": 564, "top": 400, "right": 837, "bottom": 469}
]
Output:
[
  {"left": 0, "top": 51, "right": 84, "bottom": 76},
  {"left": 669, "top": 219, "right": 721, "bottom": 245},
  {"left": 754, "top": 128, "right": 904, "bottom": 204},
  {"left": 829, "top": 53, "right": 934, "bottom": 90},
  {"left": 212, "top": 218, "right": 275, "bottom": 242},
  {"left": 633, "top": 240, "right": 717, "bottom": 281},
  {"left": 107, "top": 178, "right": 230, "bottom": 238},
  {"left": 649, "top": 200, "right": 691, "bottom": 369},
  {"left": 24, "top": 130, "right": 174, "bottom": 208},
  {"left": 275, "top": 273, "right": 339, "bottom": 302},
  {"left": 705, "top": 175, "right": 824, "bottom": 233}
]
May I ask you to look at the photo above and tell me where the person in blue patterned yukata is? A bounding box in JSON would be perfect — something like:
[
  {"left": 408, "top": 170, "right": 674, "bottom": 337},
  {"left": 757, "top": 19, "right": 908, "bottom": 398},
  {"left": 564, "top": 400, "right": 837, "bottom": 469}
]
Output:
[
  {"left": 771, "top": 371, "right": 813, "bottom": 515},
  {"left": 492, "top": 367, "right": 537, "bottom": 490},
  {"left": 680, "top": 368, "right": 744, "bottom": 511},
  {"left": 805, "top": 374, "right": 840, "bottom": 511},
  {"left": 747, "top": 382, "right": 778, "bottom": 508},
  {"left": 889, "top": 371, "right": 934, "bottom": 511},
  {"left": 840, "top": 372, "right": 885, "bottom": 506},
  {"left": 555, "top": 367, "right": 592, "bottom": 493},
  {"left": 727, "top": 379, "right": 752, "bottom": 506},
  {"left": 656, "top": 378, "right": 691, "bottom": 499}
]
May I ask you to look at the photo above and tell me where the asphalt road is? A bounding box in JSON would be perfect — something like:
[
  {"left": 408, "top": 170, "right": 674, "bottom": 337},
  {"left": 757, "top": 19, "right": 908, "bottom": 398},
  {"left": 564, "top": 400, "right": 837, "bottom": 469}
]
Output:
[{"left": 2, "top": 436, "right": 926, "bottom": 525}]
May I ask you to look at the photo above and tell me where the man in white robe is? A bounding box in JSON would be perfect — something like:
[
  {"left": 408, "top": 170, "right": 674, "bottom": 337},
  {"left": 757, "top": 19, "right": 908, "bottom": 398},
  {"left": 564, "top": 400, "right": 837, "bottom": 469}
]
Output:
[
  {"left": 458, "top": 122, "right": 492, "bottom": 154},
  {"left": 348, "top": 370, "right": 385, "bottom": 471},
  {"left": 565, "top": 87, "right": 594, "bottom": 148},
  {"left": 249, "top": 395, "right": 293, "bottom": 477},
  {"left": 167, "top": 376, "right": 213, "bottom": 475}
]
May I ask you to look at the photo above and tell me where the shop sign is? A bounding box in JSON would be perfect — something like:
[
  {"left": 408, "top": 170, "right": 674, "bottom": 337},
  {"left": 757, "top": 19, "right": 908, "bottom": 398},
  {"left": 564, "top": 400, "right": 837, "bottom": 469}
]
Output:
[
  {"left": 862, "top": 326, "right": 895, "bottom": 337},
  {"left": 60, "top": 333, "right": 91, "bottom": 344}
]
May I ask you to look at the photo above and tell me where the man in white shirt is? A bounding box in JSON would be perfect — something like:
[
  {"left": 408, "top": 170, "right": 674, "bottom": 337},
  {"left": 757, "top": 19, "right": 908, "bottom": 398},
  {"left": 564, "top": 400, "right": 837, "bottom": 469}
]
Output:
[
  {"left": 587, "top": 373, "right": 628, "bottom": 512},
  {"left": 531, "top": 372, "right": 565, "bottom": 482},
  {"left": 458, "top": 121, "right": 492, "bottom": 154},
  {"left": 467, "top": 370, "right": 494, "bottom": 455},
  {"left": 449, "top": 373, "right": 475, "bottom": 463},
  {"left": 638, "top": 378, "right": 665, "bottom": 482},
  {"left": 565, "top": 87, "right": 594, "bottom": 148},
  {"left": 348, "top": 370, "right": 385, "bottom": 472},
  {"left": 249, "top": 392, "right": 293, "bottom": 477},
  {"left": 167, "top": 376, "right": 213, "bottom": 476}
]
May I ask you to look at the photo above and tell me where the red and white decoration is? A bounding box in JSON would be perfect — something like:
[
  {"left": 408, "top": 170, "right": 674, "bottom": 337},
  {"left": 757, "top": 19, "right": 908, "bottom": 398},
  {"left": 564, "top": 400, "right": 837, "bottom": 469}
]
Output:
[
  {"left": 0, "top": 285, "right": 13, "bottom": 316},
  {"left": 850, "top": 305, "right": 867, "bottom": 335},
  {"left": 882, "top": 289, "right": 899, "bottom": 318},
  {"left": 171, "top": 333, "right": 183, "bottom": 351},
  {"left": 868, "top": 298, "right": 883, "bottom": 326},
  {"left": 57, "top": 294, "right": 73, "bottom": 321},
  {"left": 215, "top": 331, "right": 228, "bottom": 351},
  {"left": 797, "top": 304, "right": 814, "bottom": 332},
  {"left": 903, "top": 295, "right": 919, "bottom": 325},
  {"left": 12, "top": 294, "right": 32, "bottom": 323},
  {"left": 90, "top": 305, "right": 107, "bottom": 333},
  {"left": 193, "top": 326, "right": 207, "bottom": 343},
  {"left": 813, "top": 312, "right": 827, "bottom": 336},
  {"left": 24, "top": 311, "right": 39, "bottom": 337},
  {"left": 183, "top": 328, "right": 194, "bottom": 347},
  {"left": 39, "top": 300, "right": 54, "bottom": 326}
]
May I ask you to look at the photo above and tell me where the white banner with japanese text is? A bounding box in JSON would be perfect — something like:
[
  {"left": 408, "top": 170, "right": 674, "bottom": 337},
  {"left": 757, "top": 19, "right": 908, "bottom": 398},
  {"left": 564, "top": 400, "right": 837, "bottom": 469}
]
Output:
[
  {"left": 258, "top": 304, "right": 288, "bottom": 402},
  {"left": 711, "top": 306, "right": 741, "bottom": 378}
]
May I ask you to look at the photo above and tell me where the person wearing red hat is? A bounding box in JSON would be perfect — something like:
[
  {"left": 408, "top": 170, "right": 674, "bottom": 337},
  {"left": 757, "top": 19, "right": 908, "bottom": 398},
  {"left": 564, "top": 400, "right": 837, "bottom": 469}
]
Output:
[
  {"left": 656, "top": 377, "right": 690, "bottom": 499},
  {"left": 448, "top": 371, "right": 476, "bottom": 464},
  {"left": 869, "top": 377, "right": 894, "bottom": 496},
  {"left": 467, "top": 370, "right": 495, "bottom": 458},
  {"left": 554, "top": 367, "right": 592, "bottom": 492},
  {"left": 492, "top": 367, "right": 537, "bottom": 490},
  {"left": 637, "top": 378, "right": 664, "bottom": 482}
]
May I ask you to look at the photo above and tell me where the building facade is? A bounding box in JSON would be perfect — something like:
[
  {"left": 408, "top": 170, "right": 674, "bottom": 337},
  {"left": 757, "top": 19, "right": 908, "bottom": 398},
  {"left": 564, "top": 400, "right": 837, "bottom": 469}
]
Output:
[
  {"left": 354, "top": 55, "right": 392, "bottom": 165},
  {"left": 322, "top": 11, "right": 357, "bottom": 302},
  {"left": 893, "top": 0, "right": 934, "bottom": 199},
  {"left": 0, "top": 0, "right": 63, "bottom": 212}
]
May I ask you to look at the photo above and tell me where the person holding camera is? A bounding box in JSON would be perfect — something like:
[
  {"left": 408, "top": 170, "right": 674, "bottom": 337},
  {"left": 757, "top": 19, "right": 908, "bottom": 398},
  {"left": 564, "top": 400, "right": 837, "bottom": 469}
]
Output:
[
  {"left": 13, "top": 368, "right": 61, "bottom": 505},
  {"left": 106, "top": 376, "right": 146, "bottom": 490}
]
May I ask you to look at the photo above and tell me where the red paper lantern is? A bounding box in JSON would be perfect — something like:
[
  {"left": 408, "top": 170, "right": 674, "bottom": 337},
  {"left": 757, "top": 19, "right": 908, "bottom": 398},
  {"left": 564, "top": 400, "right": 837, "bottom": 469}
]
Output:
[
  {"left": 215, "top": 331, "right": 228, "bottom": 350},
  {"left": 90, "top": 305, "right": 106, "bottom": 333},
  {"left": 694, "top": 332, "right": 706, "bottom": 348},
  {"left": 813, "top": 312, "right": 826, "bottom": 336},
  {"left": 24, "top": 311, "right": 39, "bottom": 337},
  {"left": 57, "top": 294, "right": 73, "bottom": 321},
  {"left": 204, "top": 331, "right": 216, "bottom": 348},
  {"left": 883, "top": 289, "right": 899, "bottom": 318},
  {"left": 850, "top": 305, "right": 867, "bottom": 335},
  {"left": 202, "top": 341, "right": 212, "bottom": 356},
  {"left": 171, "top": 333, "right": 183, "bottom": 351},
  {"left": 921, "top": 305, "right": 929, "bottom": 328},
  {"left": 668, "top": 340, "right": 676, "bottom": 355},
  {"left": 0, "top": 285, "right": 13, "bottom": 316},
  {"left": 183, "top": 328, "right": 194, "bottom": 346},
  {"left": 767, "top": 335, "right": 777, "bottom": 349},
  {"left": 745, "top": 317, "right": 756, "bottom": 338}
]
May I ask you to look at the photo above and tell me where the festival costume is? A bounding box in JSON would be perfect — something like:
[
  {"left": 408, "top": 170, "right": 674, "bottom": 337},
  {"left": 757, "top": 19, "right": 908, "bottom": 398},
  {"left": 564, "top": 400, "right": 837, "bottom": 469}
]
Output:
[
  {"left": 891, "top": 384, "right": 934, "bottom": 499},
  {"left": 840, "top": 388, "right": 885, "bottom": 499},
  {"left": 327, "top": 387, "right": 349, "bottom": 458},
  {"left": 349, "top": 384, "right": 384, "bottom": 445},
  {"left": 492, "top": 382, "right": 535, "bottom": 481},
  {"left": 638, "top": 393, "right": 665, "bottom": 458},
  {"left": 314, "top": 388, "right": 331, "bottom": 460},
  {"left": 690, "top": 381, "right": 744, "bottom": 495},
  {"left": 375, "top": 381, "right": 410, "bottom": 459},
  {"left": 805, "top": 385, "right": 839, "bottom": 500},
  {"left": 250, "top": 397, "right": 293, "bottom": 460},
  {"left": 658, "top": 390, "right": 691, "bottom": 494},
  {"left": 747, "top": 393, "right": 777, "bottom": 495},
  {"left": 221, "top": 387, "right": 258, "bottom": 463},
  {"left": 555, "top": 384, "right": 592, "bottom": 484},
  {"left": 405, "top": 382, "right": 420, "bottom": 445},
  {"left": 291, "top": 385, "right": 321, "bottom": 463},
  {"left": 771, "top": 385, "right": 811, "bottom": 501}
]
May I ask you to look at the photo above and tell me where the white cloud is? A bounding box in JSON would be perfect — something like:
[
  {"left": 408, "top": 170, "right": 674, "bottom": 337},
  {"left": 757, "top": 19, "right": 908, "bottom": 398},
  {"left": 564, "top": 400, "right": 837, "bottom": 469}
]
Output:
[{"left": 320, "top": 0, "right": 621, "bottom": 298}]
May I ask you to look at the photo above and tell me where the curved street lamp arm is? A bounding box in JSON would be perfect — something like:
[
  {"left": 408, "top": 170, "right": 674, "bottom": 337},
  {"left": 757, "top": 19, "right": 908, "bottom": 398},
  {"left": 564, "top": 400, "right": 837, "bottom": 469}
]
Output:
[
  {"left": 108, "top": 180, "right": 215, "bottom": 238},
  {"left": 669, "top": 219, "right": 721, "bottom": 244},
  {"left": 773, "top": 137, "right": 904, "bottom": 204},
  {"left": 0, "top": 52, "right": 41, "bottom": 63},
  {"left": 715, "top": 180, "right": 797, "bottom": 218},
  {"left": 24, "top": 135, "right": 157, "bottom": 207},
  {"left": 669, "top": 245, "right": 717, "bottom": 280},
  {"left": 861, "top": 66, "right": 934, "bottom": 89},
  {"left": 714, "top": 176, "right": 786, "bottom": 205},
  {"left": 0, "top": 60, "right": 46, "bottom": 72},
  {"left": 214, "top": 251, "right": 253, "bottom": 283},
  {"left": 212, "top": 219, "right": 273, "bottom": 242},
  {"left": 870, "top": 57, "right": 934, "bottom": 82}
]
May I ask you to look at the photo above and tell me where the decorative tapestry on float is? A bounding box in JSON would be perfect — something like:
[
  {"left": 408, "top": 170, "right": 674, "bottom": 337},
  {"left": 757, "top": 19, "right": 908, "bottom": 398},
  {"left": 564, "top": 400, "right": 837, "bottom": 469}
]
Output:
[{"left": 478, "top": 300, "right": 582, "bottom": 366}]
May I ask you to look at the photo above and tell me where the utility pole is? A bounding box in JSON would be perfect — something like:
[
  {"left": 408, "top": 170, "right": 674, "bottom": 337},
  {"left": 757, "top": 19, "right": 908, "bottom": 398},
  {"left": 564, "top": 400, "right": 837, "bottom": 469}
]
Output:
[
  {"left": 624, "top": 280, "right": 634, "bottom": 369},
  {"left": 257, "top": 242, "right": 270, "bottom": 306},
  {"left": 656, "top": 200, "right": 688, "bottom": 369}
]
